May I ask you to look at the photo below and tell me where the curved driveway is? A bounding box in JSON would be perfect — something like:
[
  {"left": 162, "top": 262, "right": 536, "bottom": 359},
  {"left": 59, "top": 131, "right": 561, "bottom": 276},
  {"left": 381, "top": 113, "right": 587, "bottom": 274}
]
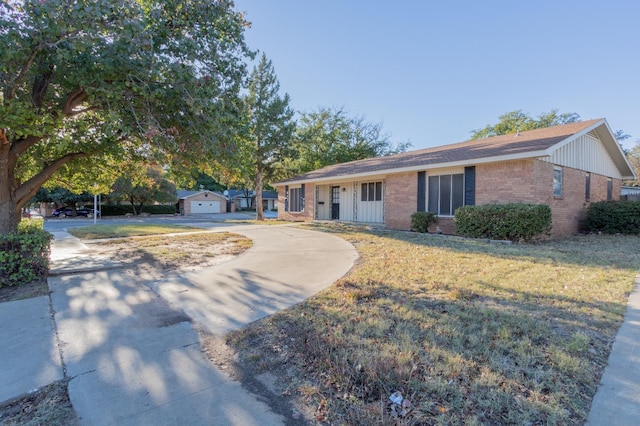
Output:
[
  {"left": 48, "top": 223, "right": 357, "bottom": 425},
  {"left": 150, "top": 224, "right": 359, "bottom": 335}
]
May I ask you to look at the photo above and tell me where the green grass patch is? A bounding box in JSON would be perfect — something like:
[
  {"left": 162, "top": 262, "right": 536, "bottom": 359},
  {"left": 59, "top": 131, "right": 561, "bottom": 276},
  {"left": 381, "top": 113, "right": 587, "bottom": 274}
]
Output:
[
  {"left": 227, "top": 223, "right": 640, "bottom": 424},
  {"left": 68, "top": 223, "right": 205, "bottom": 239}
]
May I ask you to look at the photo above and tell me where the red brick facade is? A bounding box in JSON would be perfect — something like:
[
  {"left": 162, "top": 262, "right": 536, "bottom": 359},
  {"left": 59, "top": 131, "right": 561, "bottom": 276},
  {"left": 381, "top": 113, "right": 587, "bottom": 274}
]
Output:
[
  {"left": 278, "top": 183, "right": 316, "bottom": 222},
  {"left": 384, "top": 172, "right": 417, "bottom": 230},
  {"left": 277, "top": 160, "right": 622, "bottom": 237}
]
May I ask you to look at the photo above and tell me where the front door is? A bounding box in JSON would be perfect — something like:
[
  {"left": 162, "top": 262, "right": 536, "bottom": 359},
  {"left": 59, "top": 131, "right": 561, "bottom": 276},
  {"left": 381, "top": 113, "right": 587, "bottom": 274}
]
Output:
[{"left": 331, "top": 186, "right": 340, "bottom": 220}]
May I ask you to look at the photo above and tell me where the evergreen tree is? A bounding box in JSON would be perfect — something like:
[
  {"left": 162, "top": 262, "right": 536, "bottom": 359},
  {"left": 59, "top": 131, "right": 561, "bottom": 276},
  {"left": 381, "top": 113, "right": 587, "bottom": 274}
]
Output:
[{"left": 244, "top": 54, "right": 295, "bottom": 220}]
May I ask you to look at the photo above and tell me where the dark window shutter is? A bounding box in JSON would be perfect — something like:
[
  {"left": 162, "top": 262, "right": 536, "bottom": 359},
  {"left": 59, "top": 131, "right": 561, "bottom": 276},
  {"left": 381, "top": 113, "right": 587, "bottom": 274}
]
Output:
[
  {"left": 285, "top": 185, "right": 289, "bottom": 212},
  {"left": 301, "top": 184, "right": 305, "bottom": 211},
  {"left": 464, "top": 166, "right": 476, "bottom": 206},
  {"left": 417, "top": 172, "right": 426, "bottom": 211}
]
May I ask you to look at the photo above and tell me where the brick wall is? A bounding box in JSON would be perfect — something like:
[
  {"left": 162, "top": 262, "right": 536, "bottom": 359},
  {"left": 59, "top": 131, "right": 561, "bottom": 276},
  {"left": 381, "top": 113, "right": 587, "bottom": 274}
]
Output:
[
  {"left": 476, "top": 160, "right": 622, "bottom": 237},
  {"left": 384, "top": 172, "right": 418, "bottom": 230},
  {"left": 277, "top": 184, "right": 315, "bottom": 222}
]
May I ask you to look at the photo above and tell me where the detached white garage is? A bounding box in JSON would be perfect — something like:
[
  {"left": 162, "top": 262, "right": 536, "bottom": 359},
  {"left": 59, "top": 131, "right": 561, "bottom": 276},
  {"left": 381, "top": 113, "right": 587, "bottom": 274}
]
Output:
[
  {"left": 190, "top": 200, "right": 221, "bottom": 214},
  {"left": 178, "top": 190, "right": 228, "bottom": 215}
]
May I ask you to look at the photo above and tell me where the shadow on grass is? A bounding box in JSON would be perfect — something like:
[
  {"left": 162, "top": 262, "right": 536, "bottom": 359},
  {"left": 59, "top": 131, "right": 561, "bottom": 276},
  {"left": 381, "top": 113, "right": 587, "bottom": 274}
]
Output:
[{"left": 230, "top": 223, "right": 640, "bottom": 424}]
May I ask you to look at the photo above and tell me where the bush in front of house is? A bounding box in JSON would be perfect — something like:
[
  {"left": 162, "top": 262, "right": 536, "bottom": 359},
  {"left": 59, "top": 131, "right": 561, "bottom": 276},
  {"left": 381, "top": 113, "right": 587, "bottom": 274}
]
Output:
[
  {"left": 100, "top": 204, "right": 177, "bottom": 216},
  {"left": 410, "top": 211, "right": 438, "bottom": 233},
  {"left": 583, "top": 200, "right": 640, "bottom": 234},
  {"left": 455, "top": 203, "right": 552, "bottom": 242},
  {"left": 0, "top": 219, "right": 52, "bottom": 287}
]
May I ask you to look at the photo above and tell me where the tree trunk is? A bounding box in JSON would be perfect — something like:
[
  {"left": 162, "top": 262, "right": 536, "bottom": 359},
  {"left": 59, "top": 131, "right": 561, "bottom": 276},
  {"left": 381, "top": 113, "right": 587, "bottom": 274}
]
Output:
[
  {"left": 0, "top": 138, "right": 21, "bottom": 233},
  {"left": 0, "top": 198, "right": 20, "bottom": 234},
  {"left": 256, "top": 169, "right": 264, "bottom": 221}
]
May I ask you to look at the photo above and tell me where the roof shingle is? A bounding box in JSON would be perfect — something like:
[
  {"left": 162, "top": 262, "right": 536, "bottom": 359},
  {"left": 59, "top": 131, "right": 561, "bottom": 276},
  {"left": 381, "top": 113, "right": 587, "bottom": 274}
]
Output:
[{"left": 278, "top": 119, "right": 603, "bottom": 184}]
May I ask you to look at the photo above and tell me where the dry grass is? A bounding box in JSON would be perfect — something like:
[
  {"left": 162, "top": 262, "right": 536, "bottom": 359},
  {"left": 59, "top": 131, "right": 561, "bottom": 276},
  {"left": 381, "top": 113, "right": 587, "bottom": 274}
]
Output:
[
  {"left": 226, "top": 223, "right": 640, "bottom": 424},
  {"left": 89, "top": 232, "right": 253, "bottom": 271},
  {"left": 0, "top": 380, "right": 77, "bottom": 425},
  {"left": 67, "top": 223, "right": 204, "bottom": 239}
]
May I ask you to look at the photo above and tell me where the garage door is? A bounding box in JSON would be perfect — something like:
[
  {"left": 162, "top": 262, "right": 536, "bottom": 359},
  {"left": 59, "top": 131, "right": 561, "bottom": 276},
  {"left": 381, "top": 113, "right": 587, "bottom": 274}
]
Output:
[{"left": 190, "top": 200, "right": 221, "bottom": 214}]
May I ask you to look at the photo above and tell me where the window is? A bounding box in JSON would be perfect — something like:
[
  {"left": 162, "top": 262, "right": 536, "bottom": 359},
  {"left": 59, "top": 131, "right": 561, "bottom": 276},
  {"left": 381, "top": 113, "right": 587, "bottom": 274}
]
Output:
[
  {"left": 585, "top": 173, "right": 591, "bottom": 201},
  {"left": 553, "top": 167, "right": 563, "bottom": 198},
  {"left": 361, "top": 182, "right": 382, "bottom": 201},
  {"left": 289, "top": 187, "right": 303, "bottom": 212},
  {"left": 607, "top": 179, "right": 613, "bottom": 201},
  {"left": 427, "top": 173, "right": 464, "bottom": 216}
]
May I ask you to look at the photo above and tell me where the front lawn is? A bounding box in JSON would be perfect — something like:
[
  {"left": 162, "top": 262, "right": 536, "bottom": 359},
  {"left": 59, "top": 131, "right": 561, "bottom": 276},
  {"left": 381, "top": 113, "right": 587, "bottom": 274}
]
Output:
[
  {"left": 67, "top": 223, "right": 204, "bottom": 239},
  {"left": 226, "top": 224, "right": 640, "bottom": 424}
]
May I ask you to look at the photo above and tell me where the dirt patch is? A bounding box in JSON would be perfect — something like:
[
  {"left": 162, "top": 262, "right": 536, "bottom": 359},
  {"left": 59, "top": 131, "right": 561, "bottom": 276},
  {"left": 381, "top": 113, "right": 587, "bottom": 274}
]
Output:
[
  {"left": 0, "top": 380, "right": 78, "bottom": 426},
  {"left": 197, "top": 326, "right": 312, "bottom": 425},
  {"left": 88, "top": 231, "right": 252, "bottom": 272},
  {"left": 0, "top": 278, "right": 49, "bottom": 303}
]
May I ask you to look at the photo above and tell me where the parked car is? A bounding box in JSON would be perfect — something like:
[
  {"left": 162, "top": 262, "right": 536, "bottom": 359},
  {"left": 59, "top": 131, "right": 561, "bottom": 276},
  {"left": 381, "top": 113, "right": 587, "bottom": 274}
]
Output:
[{"left": 52, "top": 206, "right": 100, "bottom": 218}]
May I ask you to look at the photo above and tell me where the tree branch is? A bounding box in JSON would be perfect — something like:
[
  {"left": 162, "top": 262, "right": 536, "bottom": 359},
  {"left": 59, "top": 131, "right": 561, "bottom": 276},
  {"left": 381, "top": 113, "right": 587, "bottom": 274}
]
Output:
[
  {"left": 14, "top": 151, "right": 87, "bottom": 207},
  {"left": 62, "top": 87, "right": 87, "bottom": 116},
  {"left": 65, "top": 105, "right": 99, "bottom": 118},
  {"left": 9, "top": 135, "right": 43, "bottom": 158},
  {"left": 8, "top": 42, "right": 45, "bottom": 100}
]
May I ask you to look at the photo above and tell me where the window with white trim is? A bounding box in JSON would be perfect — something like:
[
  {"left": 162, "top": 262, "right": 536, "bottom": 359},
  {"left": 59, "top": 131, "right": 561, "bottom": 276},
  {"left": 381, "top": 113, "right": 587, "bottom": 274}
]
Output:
[
  {"left": 553, "top": 167, "right": 563, "bottom": 198},
  {"left": 361, "top": 182, "right": 382, "bottom": 201},
  {"left": 427, "top": 173, "right": 464, "bottom": 216}
]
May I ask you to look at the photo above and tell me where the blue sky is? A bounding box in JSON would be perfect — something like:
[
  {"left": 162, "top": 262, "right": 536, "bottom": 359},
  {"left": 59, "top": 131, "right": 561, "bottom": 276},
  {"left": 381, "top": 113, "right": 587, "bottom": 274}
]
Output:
[{"left": 233, "top": 0, "right": 639, "bottom": 151}]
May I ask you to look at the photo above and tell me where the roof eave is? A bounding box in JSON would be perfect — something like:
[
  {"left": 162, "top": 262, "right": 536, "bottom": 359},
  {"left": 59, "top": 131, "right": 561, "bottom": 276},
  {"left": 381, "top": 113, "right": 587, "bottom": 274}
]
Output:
[{"left": 274, "top": 151, "right": 550, "bottom": 186}]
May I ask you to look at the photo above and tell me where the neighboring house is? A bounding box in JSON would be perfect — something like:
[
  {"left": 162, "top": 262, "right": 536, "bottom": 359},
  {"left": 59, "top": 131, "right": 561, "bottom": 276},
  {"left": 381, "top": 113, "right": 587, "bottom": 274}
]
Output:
[
  {"left": 274, "top": 119, "right": 635, "bottom": 237},
  {"left": 621, "top": 186, "right": 640, "bottom": 201},
  {"left": 177, "top": 190, "right": 228, "bottom": 215},
  {"left": 621, "top": 186, "right": 640, "bottom": 196},
  {"left": 226, "top": 190, "right": 278, "bottom": 211}
]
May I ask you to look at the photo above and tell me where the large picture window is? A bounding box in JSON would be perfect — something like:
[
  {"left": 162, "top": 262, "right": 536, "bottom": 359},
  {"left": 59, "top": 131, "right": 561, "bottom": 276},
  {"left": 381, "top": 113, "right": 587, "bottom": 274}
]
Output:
[
  {"left": 361, "top": 182, "right": 382, "bottom": 201},
  {"left": 428, "top": 174, "right": 464, "bottom": 216},
  {"left": 289, "top": 187, "right": 303, "bottom": 212}
]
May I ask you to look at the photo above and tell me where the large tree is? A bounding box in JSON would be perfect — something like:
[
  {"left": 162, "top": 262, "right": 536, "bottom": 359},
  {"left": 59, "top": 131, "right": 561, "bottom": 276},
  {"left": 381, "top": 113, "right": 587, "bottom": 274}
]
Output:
[
  {"left": 470, "top": 109, "right": 581, "bottom": 139},
  {"left": 0, "top": 0, "right": 250, "bottom": 233},
  {"left": 290, "top": 107, "right": 411, "bottom": 174},
  {"left": 110, "top": 164, "right": 176, "bottom": 215},
  {"left": 242, "top": 54, "right": 295, "bottom": 221}
]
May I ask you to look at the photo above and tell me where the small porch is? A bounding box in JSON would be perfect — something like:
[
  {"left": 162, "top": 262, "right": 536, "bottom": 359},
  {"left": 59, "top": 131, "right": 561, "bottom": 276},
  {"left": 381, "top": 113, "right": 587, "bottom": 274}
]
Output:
[{"left": 314, "top": 181, "right": 384, "bottom": 224}]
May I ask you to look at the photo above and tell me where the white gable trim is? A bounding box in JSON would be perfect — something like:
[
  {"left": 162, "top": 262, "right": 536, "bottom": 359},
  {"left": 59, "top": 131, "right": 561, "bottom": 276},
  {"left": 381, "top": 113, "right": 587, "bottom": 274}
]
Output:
[{"left": 544, "top": 119, "right": 634, "bottom": 180}]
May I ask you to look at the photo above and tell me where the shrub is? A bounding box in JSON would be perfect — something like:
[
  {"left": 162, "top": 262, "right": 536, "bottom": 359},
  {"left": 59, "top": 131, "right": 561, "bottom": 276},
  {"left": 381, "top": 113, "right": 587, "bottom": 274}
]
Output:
[
  {"left": 455, "top": 203, "right": 552, "bottom": 242},
  {"left": 100, "top": 204, "right": 177, "bottom": 216},
  {"left": 410, "top": 211, "right": 438, "bottom": 233},
  {"left": 1, "top": 219, "right": 52, "bottom": 287},
  {"left": 583, "top": 201, "right": 640, "bottom": 234}
]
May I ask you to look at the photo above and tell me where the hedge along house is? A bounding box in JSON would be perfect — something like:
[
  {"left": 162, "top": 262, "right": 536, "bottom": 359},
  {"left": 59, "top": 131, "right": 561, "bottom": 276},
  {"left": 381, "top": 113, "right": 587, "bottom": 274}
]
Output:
[{"left": 275, "top": 119, "right": 635, "bottom": 237}]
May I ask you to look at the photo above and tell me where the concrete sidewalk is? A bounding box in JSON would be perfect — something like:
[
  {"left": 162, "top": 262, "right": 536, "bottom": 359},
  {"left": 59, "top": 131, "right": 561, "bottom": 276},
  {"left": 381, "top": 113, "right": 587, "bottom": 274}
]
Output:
[
  {"left": 2, "top": 226, "right": 639, "bottom": 424},
  {"left": 587, "top": 270, "right": 640, "bottom": 425},
  {"left": 45, "top": 224, "right": 357, "bottom": 425}
]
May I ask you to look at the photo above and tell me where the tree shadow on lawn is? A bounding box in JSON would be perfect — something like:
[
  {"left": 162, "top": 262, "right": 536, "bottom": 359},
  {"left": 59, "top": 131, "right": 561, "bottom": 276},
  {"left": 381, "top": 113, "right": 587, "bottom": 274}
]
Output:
[
  {"left": 230, "top": 276, "right": 628, "bottom": 424},
  {"left": 231, "top": 224, "right": 640, "bottom": 424}
]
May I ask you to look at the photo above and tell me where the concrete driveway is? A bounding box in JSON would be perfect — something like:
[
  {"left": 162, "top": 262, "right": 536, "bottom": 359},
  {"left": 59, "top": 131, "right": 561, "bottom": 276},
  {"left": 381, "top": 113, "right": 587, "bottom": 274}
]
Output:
[{"left": 47, "top": 224, "right": 358, "bottom": 425}]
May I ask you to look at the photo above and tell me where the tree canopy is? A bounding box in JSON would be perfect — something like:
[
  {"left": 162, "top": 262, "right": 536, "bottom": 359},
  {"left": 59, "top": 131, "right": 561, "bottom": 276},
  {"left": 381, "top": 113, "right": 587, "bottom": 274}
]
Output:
[
  {"left": 0, "top": 0, "right": 250, "bottom": 232},
  {"left": 290, "top": 107, "right": 411, "bottom": 174},
  {"left": 110, "top": 164, "right": 176, "bottom": 215},
  {"left": 470, "top": 109, "right": 581, "bottom": 139},
  {"left": 231, "top": 54, "right": 295, "bottom": 220}
]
